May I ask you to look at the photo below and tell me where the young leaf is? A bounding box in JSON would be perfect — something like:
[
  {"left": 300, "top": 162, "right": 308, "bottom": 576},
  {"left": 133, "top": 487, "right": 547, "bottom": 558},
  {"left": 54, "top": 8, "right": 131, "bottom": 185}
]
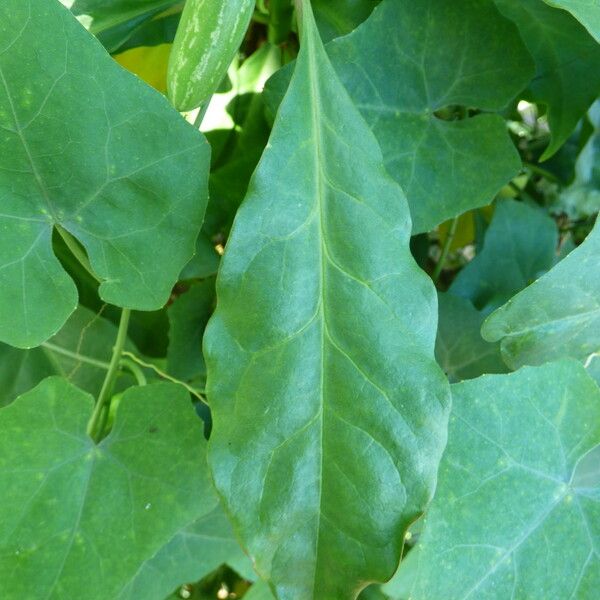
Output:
[
  {"left": 0, "top": 0, "right": 209, "bottom": 349},
  {"left": 0, "top": 378, "right": 217, "bottom": 599},
  {"left": 436, "top": 293, "right": 508, "bottom": 383},
  {"left": 265, "top": 0, "right": 534, "bottom": 233},
  {"left": 117, "top": 504, "right": 254, "bottom": 600},
  {"left": 0, "top": 306, "right": 137, "bottom": 408},
  {"left": 483, "top": 219, "right": 600, "bottom": 370},
  {"left": 205, "top": 3, "right": 450, "bottom": 598},
  {"left": 495, "top": 0, "right": 600, "bottom": 159},
  {"left": 543, "top": 0, "right": 600, "bottom": 43},
  {"left": 449, "top": 200, "right": 559, "bottom": 313},
  {"left": 390, "top": 361, "right": 600, "bottom": 599}
]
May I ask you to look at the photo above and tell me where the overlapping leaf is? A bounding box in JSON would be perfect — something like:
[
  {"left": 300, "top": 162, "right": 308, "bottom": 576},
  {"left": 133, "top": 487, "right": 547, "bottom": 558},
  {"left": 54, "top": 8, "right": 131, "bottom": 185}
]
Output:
[
  {"left": 117, "top": 504, "right": 254, "bottom": 600},
  {"left": 0, "top": 306, "right": 136, "bottom": 408},
  {"left": 266, "top": 0, "right": 533, "bottom": 232},
  {"left": 0, "top": 378, "right": 216, "bottom": 599},
  {"left": 483, "top": 219, "right": 600, "bottom": 370},
  {"left": 496, "top": 0, "right": 600, "bottom": 159},
  {"left": 450, "top": 200, "right": 559, "bottom": 313},
  {"left": 390, "top": 362, "right": 600, "bottom": 599},
  {"left": 436, "top": 293, "right": 507, "bottom": 383},
  {"left": 312, "top": 0, "right": 380, "bottom": 42},
  {"left": 205, "top": 2, "right": 450, "bottom": 598},
  {"left": 543, "top": 0, "right": 600, "bottom": 42},
  {"left": 0, "top": 0, "right": 209, "bottom": 348}
]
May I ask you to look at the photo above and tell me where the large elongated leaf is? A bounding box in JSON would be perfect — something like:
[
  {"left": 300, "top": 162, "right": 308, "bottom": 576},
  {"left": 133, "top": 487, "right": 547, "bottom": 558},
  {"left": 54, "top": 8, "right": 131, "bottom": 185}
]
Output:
[
  {"left": 0, "top": 306, "right": 136, "bottom": 408},
  {"left": 266, "top": 0, "right": 533, "bottom": 233},
  {"left": 495, "top": 0, "right": 600, "bottom": 159},
  {"left": 450, "top": 200, "right": 558, "bottom": 313},
  {"left": 0, "top": 0, "right": 209, "bottom": 349},
  {"left": 389, "top": 362, "right": 600, "bottom": 599},
  {"left": 205, "top": 3, "right": 450, "bottom": 599},
  {"left": 0, "top": 378, "right": 217, "bottom": 599},
  {"left": 543, "top": 0, "right": 600, "bottom": 42},
  {"left": 482, "top": 219, "right": 600, "bottom": 370}
]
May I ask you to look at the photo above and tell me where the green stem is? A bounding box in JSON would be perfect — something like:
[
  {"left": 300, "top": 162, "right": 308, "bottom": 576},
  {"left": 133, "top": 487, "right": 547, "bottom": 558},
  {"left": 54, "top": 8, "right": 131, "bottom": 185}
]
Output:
[
  {"left": 41, "top": 342, "right": 111, "bottom": 370},
  {"left": 55, "top": 225, "right": 101, "bottom": 283},
  {"left": 433, "top": 217, "right": 459, "bottom": 284},
  {"left": 120, "top": 358, "right": 147, "bottom": 386},
  {"left": 193, "top": 100, "right": 211, "bottom": 129},
  {"left": 87, "top": 308, "right": 131, "bottom": 442}
]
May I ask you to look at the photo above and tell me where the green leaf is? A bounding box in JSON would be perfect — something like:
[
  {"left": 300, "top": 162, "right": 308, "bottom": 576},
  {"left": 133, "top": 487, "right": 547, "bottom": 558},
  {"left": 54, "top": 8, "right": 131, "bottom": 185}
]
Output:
[
  {"left": 543, "top": 0, "right": 600, "bottom": 43},
  {"left": 0, "top": 0, "right": 209, "bottom": 349},
  {"left": 205, "top": 3, "right": 450, "bottom": 598},
  {"left": 117, "top": 504, "right": 254, "bottom": 600},
  {"left": 0, "top": 377, "right": 217, "bottom": 599},
  {"left": 180, "top": 233, "right": 220, "bottom": 281},
  {"left": 389, "top": 361, "right": 600, "bottom": 599},
  {"left": 555, "top": 101, "right": 600, "bottom": 219},
  {"left": 245, "top": 581, "right": 276, "bottom": 600},
  {"left": 0, "top": 306, "right": 137, "bottom": 408},
  {"left": 436, "top": 293, "right": 508, "bottom": 383},
  {"left": 167, "top": 279, "right": 216, "bottom": 389},
  {"left": 482, "top": 219, "right": 600, "bottom": 370},
  {"left": 495, "top": 0, "right": 600, "bottom": 159},
  {"left": 312, "top": 0, "right": 380, "bottom": 42},
  {"left": 64, "top": 0, "right": 178, "bottom": 34},
  {"left": 265, "top": 0, "right": 533, "bottom": 233},
  {"left": 450, "top": 200, "right": 559, "bottom": 313}
]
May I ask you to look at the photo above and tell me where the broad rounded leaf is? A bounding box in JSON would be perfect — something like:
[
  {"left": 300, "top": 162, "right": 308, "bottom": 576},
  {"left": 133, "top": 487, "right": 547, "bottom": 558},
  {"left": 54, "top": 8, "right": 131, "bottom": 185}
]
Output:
[
  {"left": 0, "top": 378, "right": 216, "bottom": 599},
  {"left": 496, "top": 0, "right": 600, "bottom": 159},
  {"left": 391, "top": 362, "right": 600, "bottom": 599},
  {"left": 0, "top": 0, "right": 209, "bottom": 348},
  {"left": 483, "top": 219, "right": 600, "bottom": 370},
  {"left": 205, "top": 4, "right": 450, "bottom": 599}
]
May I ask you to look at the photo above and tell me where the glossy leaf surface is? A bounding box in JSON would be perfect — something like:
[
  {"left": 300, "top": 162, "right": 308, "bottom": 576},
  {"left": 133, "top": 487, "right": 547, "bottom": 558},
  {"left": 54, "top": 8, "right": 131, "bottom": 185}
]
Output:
[
  {"left": 266, "top": 0, "right": 533, "bottom": 232},
  {"left": 0, "top": 378, "right": 216, "bottom": 599},
  {"left": 0, "top": 0, "right": 209, "bottom": 348},
  {"left": 205, "top": 3, "right": 450, "bottom": 598},
  {"left": 483, "top": 219, "right": 600, "bottom": 370},
  {"left": 391, "top": 362, "right": 600, "bottom": 599},
  {"left": 496, "top": 0, "right": 600, "bottom": 159}
]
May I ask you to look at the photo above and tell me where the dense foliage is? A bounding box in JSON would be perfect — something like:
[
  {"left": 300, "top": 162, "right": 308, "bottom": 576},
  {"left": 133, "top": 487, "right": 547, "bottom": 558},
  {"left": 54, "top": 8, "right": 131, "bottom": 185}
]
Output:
[{"left": 0, "top": 0, "right": 598, "bottom": 598}]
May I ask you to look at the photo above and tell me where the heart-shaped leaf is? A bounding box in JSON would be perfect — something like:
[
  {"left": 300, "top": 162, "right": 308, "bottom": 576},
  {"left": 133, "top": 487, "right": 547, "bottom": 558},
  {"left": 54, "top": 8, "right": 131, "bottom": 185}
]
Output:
[
  {"left": 0, "top": 378, "right": 216, "bottom": 599},
  {"left": 390, "top": 361, "right": 600, "bottom": 599},
  {"left": 0, "top": 0, "right": 209, "bottom": 348}
]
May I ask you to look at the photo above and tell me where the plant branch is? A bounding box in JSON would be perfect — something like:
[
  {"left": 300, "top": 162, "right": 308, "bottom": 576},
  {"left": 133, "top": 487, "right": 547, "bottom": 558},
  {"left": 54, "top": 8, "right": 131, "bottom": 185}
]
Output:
[
  {"left": 433, "top": 216, "right": 459, "bottom": 284},
  {"left": 87, "top": 308, "right": 131, "bottom": 442}
]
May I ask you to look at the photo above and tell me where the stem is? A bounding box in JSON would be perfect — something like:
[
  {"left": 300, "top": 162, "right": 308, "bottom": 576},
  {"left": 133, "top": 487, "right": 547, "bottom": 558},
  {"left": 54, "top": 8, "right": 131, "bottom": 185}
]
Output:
[
  {"left": 55, "top": 225, "right": 101, "bottom": 283},
  {"left": 87, "top": 308, "right": 131, "bottom": 442},
  {"left": 120, "top": 358, "right": 147, "bottom": 386},
  {"left": 41, "top": 342, "right": 111, "bottom": 370},
  {"left": 193, "top": 100, "right": 211, "bottom": 129},
  {"left": 121, "top": 350, "right": 207, "bottom": 404},
  {"left": 433, "top": 217, "right": 459, "bottom": 284}
]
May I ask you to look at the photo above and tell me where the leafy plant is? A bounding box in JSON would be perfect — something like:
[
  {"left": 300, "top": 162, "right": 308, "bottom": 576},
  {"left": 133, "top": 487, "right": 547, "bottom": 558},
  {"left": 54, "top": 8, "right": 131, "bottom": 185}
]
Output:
[{"left": 0, "top": 0, "right": 598, "bottom": 599}]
